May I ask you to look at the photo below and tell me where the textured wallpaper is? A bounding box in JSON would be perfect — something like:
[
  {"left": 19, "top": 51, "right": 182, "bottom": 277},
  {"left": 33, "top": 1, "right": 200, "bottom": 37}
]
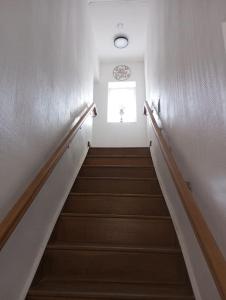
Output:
[
  {"left": 145, "top": 0, "right": 226, "bottom": 258},
  {"left": 0, "top": 0, "right": 95, "bottom": 220},
  {"left": 0, "top": 1, "right": 96, "bottom": 299}
]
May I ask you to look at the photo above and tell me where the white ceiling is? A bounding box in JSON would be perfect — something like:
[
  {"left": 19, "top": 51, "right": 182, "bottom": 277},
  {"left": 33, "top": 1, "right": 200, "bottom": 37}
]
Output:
[{"left": 88, "top": 0, "right": 149, "bottom": 62}]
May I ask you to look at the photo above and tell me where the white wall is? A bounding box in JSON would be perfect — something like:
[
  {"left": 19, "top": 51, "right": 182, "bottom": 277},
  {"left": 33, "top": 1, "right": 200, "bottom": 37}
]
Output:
[
  {"left": 147, "top": 122, "right": 221, "bottom": 300},
  {"left": 145, "top": 0, "right": 226, "bottom": 299},
  {"left": 0, "top": 1, "right": 96, "bottom": 299},
  {"left": 93, "top": 61, "right": 148, "bottom": 147}
]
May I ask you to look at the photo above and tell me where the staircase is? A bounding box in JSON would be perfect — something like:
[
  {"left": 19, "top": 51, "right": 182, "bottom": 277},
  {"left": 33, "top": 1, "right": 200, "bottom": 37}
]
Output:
[{"left": 27, "top": 147, "right": 194, "bottom": 300}]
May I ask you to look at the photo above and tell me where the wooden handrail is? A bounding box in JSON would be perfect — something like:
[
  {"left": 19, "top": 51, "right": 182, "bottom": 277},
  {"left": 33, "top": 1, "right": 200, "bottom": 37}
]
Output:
[
  {"left": 0, "top": 102, "right": 97, "bottom": 250},
  {"left": 145, "top": 101, "right": 226, "bottom": 300}
]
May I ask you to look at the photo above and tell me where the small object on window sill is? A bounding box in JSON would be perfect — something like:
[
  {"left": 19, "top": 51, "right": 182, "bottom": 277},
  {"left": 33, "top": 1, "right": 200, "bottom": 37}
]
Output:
[{"left": 119, "top": 107, "right": 125, "bottom": 123}]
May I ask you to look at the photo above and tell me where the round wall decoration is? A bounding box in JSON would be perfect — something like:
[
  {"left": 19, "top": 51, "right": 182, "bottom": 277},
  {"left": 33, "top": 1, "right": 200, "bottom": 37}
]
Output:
[{"left": 113, "top": 65, "right": 131, "bottom": 81}]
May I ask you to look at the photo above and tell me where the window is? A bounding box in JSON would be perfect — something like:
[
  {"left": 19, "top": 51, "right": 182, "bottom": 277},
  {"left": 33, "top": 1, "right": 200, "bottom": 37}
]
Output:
[{"left": 107, "top": 81, "right": 137, "bottom": 123}]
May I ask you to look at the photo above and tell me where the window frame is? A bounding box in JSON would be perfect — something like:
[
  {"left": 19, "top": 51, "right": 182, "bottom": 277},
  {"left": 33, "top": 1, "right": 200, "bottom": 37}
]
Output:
[{"left": 107, "top": 81, "right": 137, "bottom": 124}]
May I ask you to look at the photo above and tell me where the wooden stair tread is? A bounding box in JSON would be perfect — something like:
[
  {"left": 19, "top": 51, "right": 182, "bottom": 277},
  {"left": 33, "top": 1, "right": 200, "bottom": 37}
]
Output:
[
  {"left": 35, "top": 248, "right": 190, "bottom": 285},
  {"left": 50, "top": 214, "right": 178, "bottom": 248},
  {"left": 84, "top": 156, "right": 153, "bottom": 167},
  {"left": 26, "top": 147, "right": 194, "bottom": 299},
  {"left": 88, "top": 147, "right": 150, "bottom": 156},
  {"left": 78, "top": 165, "right": 156, "bottom": 178},
  {"left": 28, "top": 280, "right": 194, "bottom": 299},
  {"left": 64, "top": 194, "right": 169, "bottom": 216},
  {"left": 72, "top": 177, "right": 162, "bottom": 195}
]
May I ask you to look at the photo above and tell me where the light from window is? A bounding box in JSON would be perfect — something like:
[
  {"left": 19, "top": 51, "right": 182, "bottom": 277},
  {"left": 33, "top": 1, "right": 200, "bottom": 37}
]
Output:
[{"left": 107, "top": 81, "right": 137, "bottom": 123}]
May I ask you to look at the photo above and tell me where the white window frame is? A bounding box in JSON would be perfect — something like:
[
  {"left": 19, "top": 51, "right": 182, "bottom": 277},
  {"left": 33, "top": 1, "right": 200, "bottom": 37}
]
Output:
[{"left": 107, "top": 81, "right": 137, "bottom": 123}]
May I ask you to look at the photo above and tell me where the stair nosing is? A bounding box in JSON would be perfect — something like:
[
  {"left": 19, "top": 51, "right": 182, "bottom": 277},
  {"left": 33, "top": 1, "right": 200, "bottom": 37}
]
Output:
[
  {"left": 31, "top": 277, "right": 192, "bottom": 287},
  {"left": 69, "top": 192, "right": 164, "bottom": 198},
  {"left": 46, "top": 244, "right": 181, "bottom": 254},
  {"left": 28, "top": 290, "right": 194, "bottom": 300},
  {"left": 81, "top": 165, "right": 155, "bottom": 169},
  {"left": 29, "top": 287, "right": 194, "bottom": 300},
  {"left": 59, "top": 213, "right": 171, "bottom": 220},
  {"left": 89, "top": 147, "right": 149, "bottom": 149},
  {"left": 76, "top": 177, "right": 159, "bottom": 181},
  {"left": 31, "top": 278, "right": 191, "bottom": 286},
  {"left": 86, "top": 155, "right": 152, "bottom": 158}
]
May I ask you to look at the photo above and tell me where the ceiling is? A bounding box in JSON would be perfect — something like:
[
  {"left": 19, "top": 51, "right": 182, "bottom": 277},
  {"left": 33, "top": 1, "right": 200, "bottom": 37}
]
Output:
[{"left": 88, "top": 0, "right": 149, "bottom": 62}]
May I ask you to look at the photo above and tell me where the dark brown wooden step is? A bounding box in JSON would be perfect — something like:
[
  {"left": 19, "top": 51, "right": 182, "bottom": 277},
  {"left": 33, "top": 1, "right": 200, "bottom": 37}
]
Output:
[
  {"left": 84, "top": 156, "right": 153, "bottom": 167},
  {"left": 88, "top": 147, "right": 150, "bottom": 156},
  {"left": 26, "top": 147, "right": 194, "bottom": 300},
  {"left": 28, "top": 280, "right": 194, "bottom": 300},
  {"left": 63, "top": 194, "right": 169, "bottom": 216},
  {"left": 49, "top": 214, "right": 178, "bottom": 247},
  {"left": 72, "top": 178, "right": 161, "bottom": 195},
  {"left": 78, "top": 166, "right": 156, "bottom": 178},
  {"left": 32, "top": 247, "right": 190, "bottom": 285}
]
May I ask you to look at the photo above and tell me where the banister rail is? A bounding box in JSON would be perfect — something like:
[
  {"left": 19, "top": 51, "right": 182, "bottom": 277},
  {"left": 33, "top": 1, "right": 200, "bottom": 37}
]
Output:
[
  {"left": 144, "top": 100, "right": 226, "bottom": 300},
  {"left": 0, "top": 102, "right": 97, "bottom": 250}
]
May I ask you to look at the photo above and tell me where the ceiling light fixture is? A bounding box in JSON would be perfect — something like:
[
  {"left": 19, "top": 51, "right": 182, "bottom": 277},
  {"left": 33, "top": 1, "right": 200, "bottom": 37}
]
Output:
[{"left": 114, "top": 35, "right": 129, "bottom": 49}]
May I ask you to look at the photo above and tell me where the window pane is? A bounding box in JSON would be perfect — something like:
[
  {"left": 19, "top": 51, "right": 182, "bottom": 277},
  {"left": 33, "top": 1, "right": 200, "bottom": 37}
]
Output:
[{"left": 107, "top": 81, "right": 137, "bottom": 123}]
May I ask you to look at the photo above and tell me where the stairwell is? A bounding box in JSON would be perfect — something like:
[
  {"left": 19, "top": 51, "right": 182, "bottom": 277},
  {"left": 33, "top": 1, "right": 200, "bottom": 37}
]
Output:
[{"left": 27, "top": 147, "right": 194, "bottom": 300}]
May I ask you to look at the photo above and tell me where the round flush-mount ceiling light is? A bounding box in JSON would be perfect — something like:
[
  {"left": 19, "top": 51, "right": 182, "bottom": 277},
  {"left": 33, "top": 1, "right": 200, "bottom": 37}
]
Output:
[{"left": 114, "top": 35, "right": 129, "bottom": 49}]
